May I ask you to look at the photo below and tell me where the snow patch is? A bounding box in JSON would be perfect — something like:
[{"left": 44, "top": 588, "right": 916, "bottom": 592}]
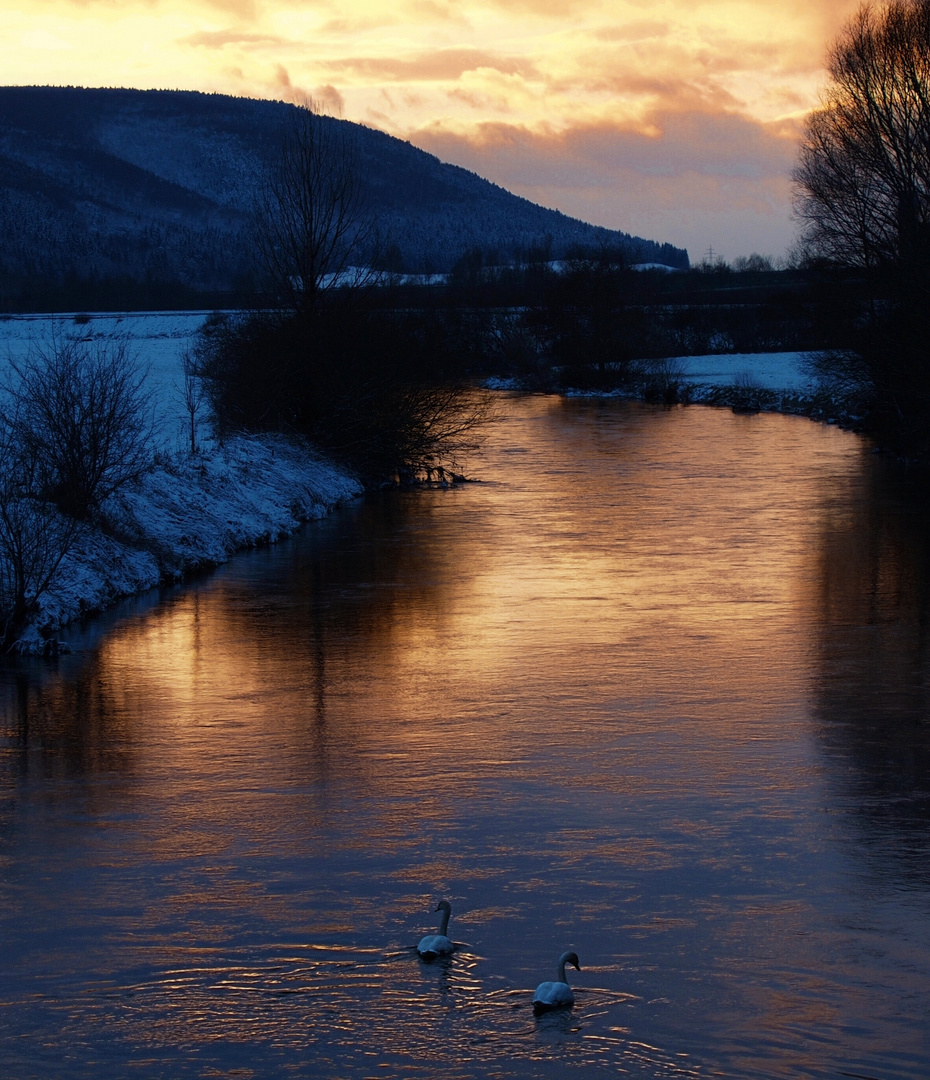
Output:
[{"left": 670, "top": 351, "right": 815, "bottom": 392}]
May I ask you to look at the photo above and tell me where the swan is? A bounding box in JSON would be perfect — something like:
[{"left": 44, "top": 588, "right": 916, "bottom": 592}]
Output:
[
  {"left": 417, "top": 900, "right": 454, "bottom": 959},
  {"left": 532, "top": 950, "right": 581, "bottom": 1012}
]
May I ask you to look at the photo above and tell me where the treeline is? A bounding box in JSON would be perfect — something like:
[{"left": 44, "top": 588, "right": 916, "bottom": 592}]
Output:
[
  {"left": 325, "top": 261, "right": 859, "bottom": 368},
  {"left": 0, "top": 255, "right": 846, "bottom": 350},
  {"left": 0, "top": 270, "right": 261, "bottom": 315}
]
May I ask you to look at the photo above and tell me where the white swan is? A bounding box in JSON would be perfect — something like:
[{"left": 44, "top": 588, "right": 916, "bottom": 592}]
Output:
[
  {"left": 417, "top": 900, "right": 454, "bottom": 959},
  {"left": 532, "top": 950, "right": 581, "bottom": 1012}
]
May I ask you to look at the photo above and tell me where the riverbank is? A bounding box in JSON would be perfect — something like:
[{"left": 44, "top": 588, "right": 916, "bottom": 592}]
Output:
[
  {"left": 641, "top": 350, "right": 862, "bottom": 428},
  {"left": 489, "top": 349, "right": 864, "bottom": 432},
  {"left": 13, "top": 434, "right": 362, "bottom": 655}
]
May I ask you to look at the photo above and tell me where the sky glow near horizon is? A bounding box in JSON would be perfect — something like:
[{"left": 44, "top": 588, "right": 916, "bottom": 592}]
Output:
[{"left": 3, "top": 0, "right": 864, "bottom": 263}]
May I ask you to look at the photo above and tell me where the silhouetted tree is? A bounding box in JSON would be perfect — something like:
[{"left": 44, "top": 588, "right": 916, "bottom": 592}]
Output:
[
  {"left": 794, "top": 0, "right": 930, "bottom": 455},
  {"left": 0, "top": 407, "right": 81, "bottom": 651},
  {"left": 795, "top": 0, "right": 930, "bottom": 268},
  {"left": 199, "top": 303, "right": 492, "bottom": 484},
  {"left": 5, "top": 335, "right": 154, "bottom": 520},
  {"left": 208, "top": 99, "right": 492, "bottom": 483},
  {"left": 528, "top": 249, "right": 639, "bottom": 390},
  {"left": 254, "top": 98, "right": 377, "bottom": 310}
]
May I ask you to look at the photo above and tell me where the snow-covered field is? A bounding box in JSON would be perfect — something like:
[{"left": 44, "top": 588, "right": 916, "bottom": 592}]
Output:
[
  {"left": 671, "top": 351, "right": 814, "bottom": 392},
  {"left": 1, "top": 310, "right": 816, "bottom": 652},
  {"left": 0, "top": 310, "right": 216, "bottom": 449}
]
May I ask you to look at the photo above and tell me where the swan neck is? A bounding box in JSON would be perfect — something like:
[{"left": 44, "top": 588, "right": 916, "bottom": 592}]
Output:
[
  {"left": 556, "top": 951, "right": 577, "bottom": 983},
  {"left": 438, "top": 905, "right": 450, "bottom": 936}
]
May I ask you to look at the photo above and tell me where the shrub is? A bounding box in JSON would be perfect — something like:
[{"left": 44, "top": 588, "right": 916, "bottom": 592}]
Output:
[
  {"left": 0, "top": 415, "right": 81, "bottom": 651},
  {"left": 5, "top": 335, "right": 155, "bottom": 520},
  {"left": 197, "top": 300, "right": 492, "bottom": 485}
]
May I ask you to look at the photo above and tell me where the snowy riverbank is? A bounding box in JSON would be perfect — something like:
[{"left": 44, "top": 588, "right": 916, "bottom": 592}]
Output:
[
  {"left": 16, "top": 433, "right": 363, "bottom": 654},
  {"left": 531, "top": 351, "right": 857, "bottom": 429}
]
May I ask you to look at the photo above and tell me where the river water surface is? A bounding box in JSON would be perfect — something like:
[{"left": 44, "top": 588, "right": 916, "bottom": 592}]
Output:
[{"left": 2, "top": 395, "right": 929, "bottom": 1079}]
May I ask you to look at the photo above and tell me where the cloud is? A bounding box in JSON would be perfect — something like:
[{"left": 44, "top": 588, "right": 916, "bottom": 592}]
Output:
[
  {"left": 21, "top": 29, "right": 75, "bottom": 50},
  {"left": 317, "top": 13, "right": 402, "bottom": 35},
  {"left": 181, "top": 29, "right": 289, "bottom": 50},
  {"left": 203, "top": 0, "right": 258, "bottom": 14},
  {"left": 314, "top": 83, "right": 346, "bottom": 115},
  {"left": 479, "top": 0, "right": 592, "bottom": 13},
  {"left": 324, "top": 48, "right": 541, "bottom": 83},
  {"left": 37, "top": 0, "right": 258, "bottom": 11},
  {"left": 415, "top": 110, "right": 799, "bottom": 189},
  {"left": 593, "top": 20, "right": 671, "bottom": 44},
  {"left": 265, "top": 61, "right": 315, "bottom": 104},
  {"left": 409, "top": 109, "right": 803, "bottom": 258},
  {"left": 410, "top": 0, "right": 471, "bottom": 25}
]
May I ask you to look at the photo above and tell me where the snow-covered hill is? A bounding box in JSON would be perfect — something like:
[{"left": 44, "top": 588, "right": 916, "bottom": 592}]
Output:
[{"left": 0, "top": 86, "right": 689, "bottom": 306}]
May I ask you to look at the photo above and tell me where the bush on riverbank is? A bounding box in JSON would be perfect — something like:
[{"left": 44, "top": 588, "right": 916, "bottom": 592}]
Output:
[{"left": 194, "top": 298, "right": 493, "bottom": 486}]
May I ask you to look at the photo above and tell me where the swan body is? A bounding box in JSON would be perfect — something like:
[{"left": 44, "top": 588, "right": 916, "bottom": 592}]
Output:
[
  {"left": 533, "top": 950, "right": 581, "bottom": 1012},
  {"left": 417, "top": 900, "right": 454, "bottom": 959}
]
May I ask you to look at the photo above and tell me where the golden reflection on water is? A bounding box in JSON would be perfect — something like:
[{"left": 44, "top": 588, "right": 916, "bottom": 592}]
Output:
[
  {"left": 4, "top": 395, "right": 930, "bottom": 1080},
  {"left": 90, "top": 396, "right": 866, "bottom": 816}
]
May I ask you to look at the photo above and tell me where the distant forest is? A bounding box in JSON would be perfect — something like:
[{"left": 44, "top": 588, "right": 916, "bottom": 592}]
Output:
[{"left": 0, "top": 86, "right": 688, "bottom": 311}]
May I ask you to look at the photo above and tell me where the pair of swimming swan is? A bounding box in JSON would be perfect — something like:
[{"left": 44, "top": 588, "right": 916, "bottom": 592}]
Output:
[{"left": 416, "top": 901, "right": 582, "bottom": 1012}]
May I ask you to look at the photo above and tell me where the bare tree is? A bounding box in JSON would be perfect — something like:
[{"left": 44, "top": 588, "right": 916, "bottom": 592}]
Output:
[
  {"left": 794, "top": 0, "right": 930, "bottom": 453},
  {"left": 254, "top": 98, "right": 377, "bottom": 311},
  {"left": 733, "top": 253, "right": 775, "bottom": 272},
  {"left": 202, "top": 100, "right": 492, "bottom": 484},
  {"left": 794, "top": 0, "right": 930, "bottom": 268},
  {"left": 178, "top": 345, "right": 209, "bottom": 455},
  {"left": 315, "top": 378, "right": 494, "bottom": 484},
  {"left": 0, "top": 413, "right": 81, "bottom": 651},
  {"left": 6, "top": 334, "right": 154, "bottom": 520}
]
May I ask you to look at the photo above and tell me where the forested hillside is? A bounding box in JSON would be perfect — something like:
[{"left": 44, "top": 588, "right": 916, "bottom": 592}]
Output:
[{"left": 0, "top": 86, "right": 688, "bottom": 310}]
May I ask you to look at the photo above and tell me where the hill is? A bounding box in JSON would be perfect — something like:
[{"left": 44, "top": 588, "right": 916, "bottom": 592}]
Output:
[{"left": 0, "top": 86, "right": 688, "bottom": 309}]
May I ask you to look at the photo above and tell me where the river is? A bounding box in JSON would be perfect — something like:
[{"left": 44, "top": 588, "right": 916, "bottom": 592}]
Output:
[{"left": 2, "top": 394, "right": 929, "bottom": 1079}]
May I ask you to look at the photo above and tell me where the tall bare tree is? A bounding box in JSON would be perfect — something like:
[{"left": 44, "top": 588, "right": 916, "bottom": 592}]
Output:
[
  {"left": 254, "top": 98, "right": 376, "bottom": 310},
  {"left": 202, "top": 100, "right": 492, "bottom": 483},
  {"left": 794, "top": 0, "right": 930, "bottom": 454},
  {"left": 794, "top": 0, "right": 930, "bottom": 269}
]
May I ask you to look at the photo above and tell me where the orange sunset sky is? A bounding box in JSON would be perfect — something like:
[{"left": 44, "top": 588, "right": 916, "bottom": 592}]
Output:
[{"left": 3, "top": 0, "right": 864, "bottom": 263}]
